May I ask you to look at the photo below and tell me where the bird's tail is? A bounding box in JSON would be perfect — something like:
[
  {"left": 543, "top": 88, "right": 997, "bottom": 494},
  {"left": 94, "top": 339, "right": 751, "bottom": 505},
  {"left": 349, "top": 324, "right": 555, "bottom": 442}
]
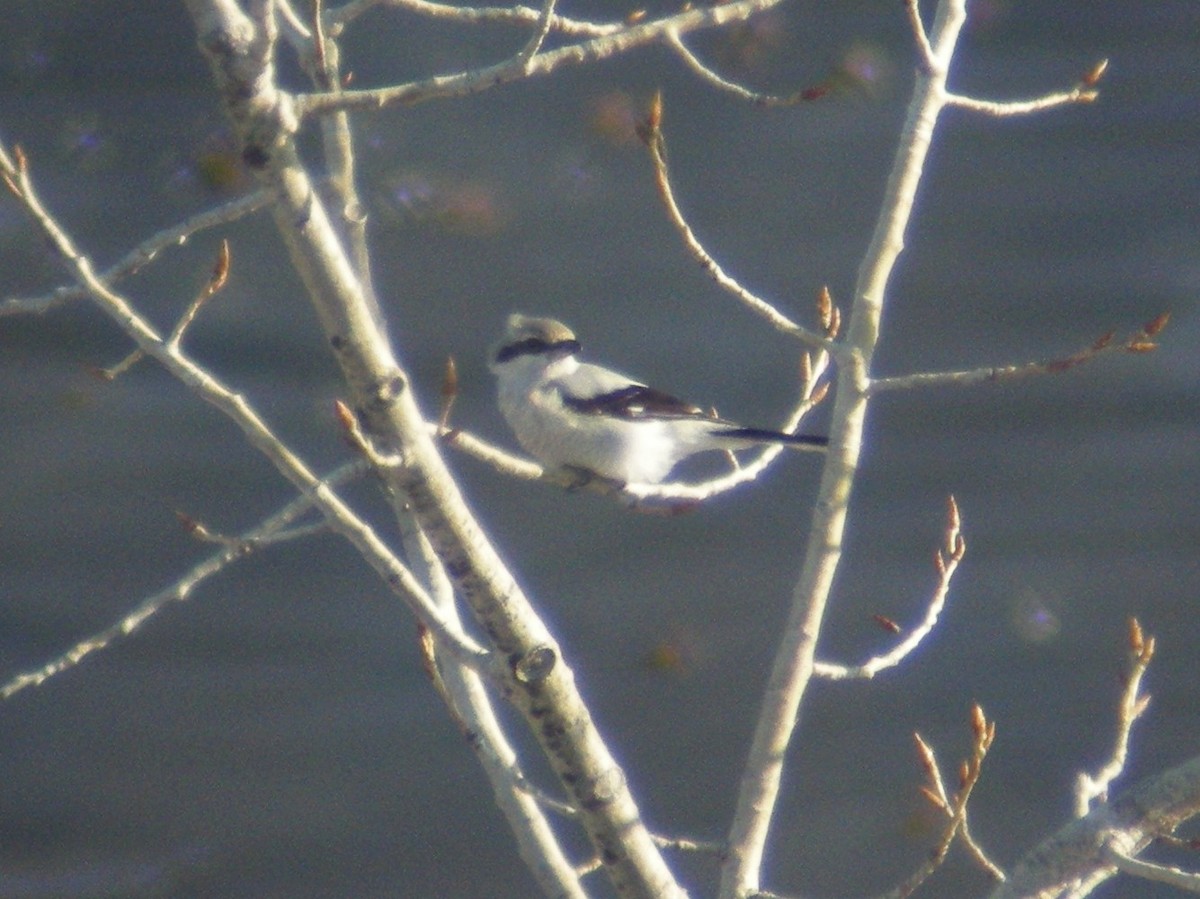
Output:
[{"left": 713, "top": 427, "right": 828, "bottom": 451}]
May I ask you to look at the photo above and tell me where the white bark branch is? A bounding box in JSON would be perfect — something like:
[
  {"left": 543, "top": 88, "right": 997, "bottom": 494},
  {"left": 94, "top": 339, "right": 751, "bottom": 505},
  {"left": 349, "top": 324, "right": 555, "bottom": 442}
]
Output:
[
  {"left": 991, "top": 755, "right": 1200, "bottom": 899},
  {"left": 0, "top": 189, "right": 267, "bottom": 317},
  {"left": 184, "top": 2, "right": 685, "bottom": 894},
  {"left": 0, "top": 462, "right": 362, "bottom": 701},
  {"left": 719, "top": 2, "right": 971, "bottom": 895},
  {"left": 297, "top": 0, "right": 787, "bottom": 117},
  {"left": 815, "top": 497, "right": 964, "bottom": 680}
]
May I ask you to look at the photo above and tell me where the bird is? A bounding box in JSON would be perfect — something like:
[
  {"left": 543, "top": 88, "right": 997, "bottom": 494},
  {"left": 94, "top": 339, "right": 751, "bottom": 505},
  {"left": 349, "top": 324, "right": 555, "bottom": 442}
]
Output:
[{"left": 488, "top": 313, "right": 827, "bottom": 485}]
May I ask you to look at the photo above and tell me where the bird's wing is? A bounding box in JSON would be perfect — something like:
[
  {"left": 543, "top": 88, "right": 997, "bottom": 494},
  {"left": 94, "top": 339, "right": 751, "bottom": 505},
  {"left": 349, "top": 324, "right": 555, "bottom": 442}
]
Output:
[{"left": 559, "top": 364, "right": 705, "bottom": 420}]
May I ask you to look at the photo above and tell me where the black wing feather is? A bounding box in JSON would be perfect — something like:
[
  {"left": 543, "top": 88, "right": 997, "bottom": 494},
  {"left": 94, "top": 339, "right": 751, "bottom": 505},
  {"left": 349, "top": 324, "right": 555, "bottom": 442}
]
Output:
[{"left": 564, "top": 384, "right": 705, "bottom": 419}]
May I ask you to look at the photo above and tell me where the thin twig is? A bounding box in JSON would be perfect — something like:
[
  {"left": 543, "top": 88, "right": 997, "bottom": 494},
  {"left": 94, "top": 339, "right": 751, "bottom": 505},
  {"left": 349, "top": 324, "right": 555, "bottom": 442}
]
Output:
[
  {"left": 1103, "top": 846, "right": 1200, "bottom": 892},
  {"left": 945, "top": 84, "right": 1100, "bottom": 115},
  {"left": 815, "top": 496, "right": 965, "bottom": 680},
  {"left": 0, "top": 141, "right": 490, "bottom": 674},
  {"left": 167, "top": 239, "right": 230, "bottom": 350},
  {"left": 665, "top": 30, "right": 824, "bottom": 106},
  {"left": 945, "top": 57, "right": 1105, "bottom": 115},
  {"left": 328, "top": 0, "right": 621, "bottom": 38},
  {"left": 275, "top": 0, "right": 314, "bottom": 39},
  {"left": 652, "top": 833, "right": 726, "bottom": 855},
  {"left": 638, "top": 92, "right": 835, "bottom": 352},
  {"left": 516, "top": 0, "right": 557, "bottom": 68},
  {"left": 880, "top": 707, "right": 1001, "bottom": 897},
  {"left": 435, "top": 424, "right": 546, "bottom": 481},
  {"left": 1, "top": 462, "right": 363, "bottom": 701},
  {"left": 904, "top": 0, "right": 937, "bottom": 74},
  {"left": 299, "top": 0, "right": 789, "bottom": 117},
  {"left": 1, "top": 190, "right": 267, "bottom": 317},
  {"left": 868, "top": 316, "right": 1168, "bottom": 394},
  {"left": 1074, "top": 619, "right": 1156, "bottom": 817}
]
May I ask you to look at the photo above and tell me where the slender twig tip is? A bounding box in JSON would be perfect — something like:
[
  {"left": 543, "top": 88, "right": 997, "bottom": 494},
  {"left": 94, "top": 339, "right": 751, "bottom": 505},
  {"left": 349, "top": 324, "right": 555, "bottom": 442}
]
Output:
[
  {"left": 970, "top": 703, "right": 987, "bottom": 737},
  {"left": 1128, "top": 617, "right": 1143, "bottom": 652},
  {"left": 637, "top": 90, "right": 664, "bottom": 146},
  {"left": 334, "top": 398, "right": 357, "bottom": 434},
  {"left": 175, "top": 510, "right": 201, "bottom": 534},
  {"left": 1082, "top": 58, "right": 1109, "bottom": 88},
  {"left": 441, "top": 355, "right": 459, "bottom": 399},
  {"left": 210, "top": 239, "right": 231, "bottom": 291},
  {"left": 872, "top": 613, "right": 902, "bottom": 634},
  {"left": 1143, "top": 311, "right": 1170, "bottom": 337}
]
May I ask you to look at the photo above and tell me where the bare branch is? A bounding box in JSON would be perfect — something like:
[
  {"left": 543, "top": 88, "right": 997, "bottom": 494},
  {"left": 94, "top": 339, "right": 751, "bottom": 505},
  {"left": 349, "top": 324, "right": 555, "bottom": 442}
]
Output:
[
  {"left": 815, "top": 496, "right": 965, "bottom": 680},
  {"left": 436, "top": 355, "right": 459, "bottom": 436},
  {"left": 1, "top": 190, "right": 267, "bottom": 318},
  {"left": 167, "top": 238, "right": 231, "bottom": 350},
  {"left": 720, "top": 3, "right": 974, "bottom": 893},
  {"left": 883, "top": 707, "right": 1001, "bottom": 898},
  {"left": 328, "top": 0, "right": 622, "bottom": 38},
  {"left": 903, "top": 0, "right": 937, "bottom": 74},
  {"left": 1074, "top": 619, "right": 1156, "bottom": 816},
  {"left": 992, "top": 755, "right": 1200, "bottom": 898},
  {"left": 297, "top": 0, "right": 788, "bottom": 117},
  {"left": 868, "top": 318, "right": 1168, "bottom": 394},
  {"left": 945, "top": 59, "right": 1107, "bottom": 115},
  {"left": 637, "top": 93, "right": 835, "bottom": 352},
  {"left": 0, "top": 140, "right": 490, "bottom": 674},
  {"left": 664, "top": 29, "right": 826, "bottom": 107},
  {"left": 185, "top": 5, "right": 688, "bottom": 890},
  {"left": 89, "top": 347, "right": 146, "bottom": 381},
  {"left": 1104, "top": 846, "right": 1200, "bottom": 892},
  {"left": 436, "top": 423, "right": 547, "bottom": 481},
  {"left": 1, "top": 461, "right": 364, "bottom": 701},
  {"left": 516, "top": 0, "right": 557, "bottom": 69}
]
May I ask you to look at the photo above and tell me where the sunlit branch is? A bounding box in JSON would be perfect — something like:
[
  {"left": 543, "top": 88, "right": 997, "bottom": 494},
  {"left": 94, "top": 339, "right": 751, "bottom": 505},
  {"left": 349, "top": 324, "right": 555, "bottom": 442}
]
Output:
[
  {"left": 868, "top": 316, "right": 1168, "bottom": 394},
  {"left": 903, "top": 0, "right": 937, "bottom": 73},
  {"left": 638, "top": 92, "right": 836, "bottom": 352},
  {"left": 299, "top": 0, "right": 787, "bottom": 117},
  {"left": 0, "top": 141, "right": 489, "bottom": 674},
  {"left": 1104, "top": 848, "right": 1200, "bottom": 892},
  {"left": 0, "top": 189, "right": 267, "bottom": 317},
  {"left": 816, "top": 496, "right": 965, "bottom": 680},
  {"left": 1074, "top": 619, "right": 1156, "bottom": 817},
  {"left": 945, "top": 83, "right": 1100, "bottom": 115},
  {"left": 1, "top": 462, "right": 365, "bottom": 701},
  {"left": 883, "top": 707, "right": 1001, "bottom": 897},
  {"left": 328, "top": 0, "right": 621, "bottom": 38},
  {"left": 516, "top": 0, "right": 558, "bottom": 68},
  {"left": 665, "top": 30, "right": 824, "bottom": 107}
]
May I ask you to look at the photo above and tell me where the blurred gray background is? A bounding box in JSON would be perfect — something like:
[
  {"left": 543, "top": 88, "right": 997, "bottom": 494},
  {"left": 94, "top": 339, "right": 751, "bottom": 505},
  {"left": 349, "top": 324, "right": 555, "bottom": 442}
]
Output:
[{"left": 0, "top": 1, "right": 1197, "bottom": 896}]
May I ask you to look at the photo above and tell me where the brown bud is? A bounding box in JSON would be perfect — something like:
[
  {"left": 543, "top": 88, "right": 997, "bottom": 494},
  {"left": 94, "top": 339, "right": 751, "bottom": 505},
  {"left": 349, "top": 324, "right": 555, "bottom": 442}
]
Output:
[
  {"left": 209, "top": 239, "right": 231, "bottom": 292},
  {"left": 1082, "top": 58, "right": 1109, "bottom": 88},
  {"left": 1143, "top": 311, "right": 1170, "bottom": 337}
]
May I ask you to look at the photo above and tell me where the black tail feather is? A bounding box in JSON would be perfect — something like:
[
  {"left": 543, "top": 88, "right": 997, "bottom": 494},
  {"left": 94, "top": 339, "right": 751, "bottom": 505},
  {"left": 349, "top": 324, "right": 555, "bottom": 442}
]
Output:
[{"left": 714, "top": 427, "right": 828, "bottom": 450}]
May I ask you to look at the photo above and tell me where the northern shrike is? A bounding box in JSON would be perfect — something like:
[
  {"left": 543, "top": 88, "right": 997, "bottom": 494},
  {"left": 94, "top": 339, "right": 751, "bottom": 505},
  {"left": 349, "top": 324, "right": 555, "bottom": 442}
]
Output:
[{"left": 489, "top": 314, "right": 827, "bottom": 485}]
